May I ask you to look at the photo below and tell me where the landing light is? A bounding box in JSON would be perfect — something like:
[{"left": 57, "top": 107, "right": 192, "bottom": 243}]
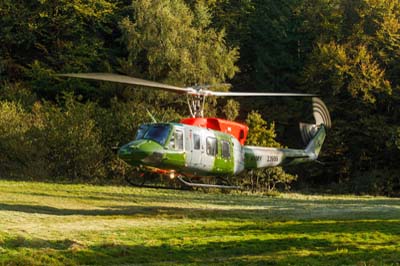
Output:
[{"left": 169, "top": 172, "right": 175, "bottom": 179}]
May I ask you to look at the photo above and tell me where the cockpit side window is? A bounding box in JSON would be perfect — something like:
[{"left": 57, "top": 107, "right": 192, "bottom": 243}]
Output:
[
  {"left": 135, "top": 124, "right": 149, "bottom": 140},
  {"left": 143, "top": 124, "right": 171, "bottom": 146},
  {"left": 169, "top": 134, "right": 175, "bottom": 149}
]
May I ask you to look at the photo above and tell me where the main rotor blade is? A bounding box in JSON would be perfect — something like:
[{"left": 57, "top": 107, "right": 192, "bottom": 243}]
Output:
[
  {"left": 201, "top": 91, "right": 317, "bottom": 97},
  {"left": 56, "top": 73, "right": 189, "bottom": 94},
  {"left": 56, "top": 73, "right": 317, "bottom": 97}
]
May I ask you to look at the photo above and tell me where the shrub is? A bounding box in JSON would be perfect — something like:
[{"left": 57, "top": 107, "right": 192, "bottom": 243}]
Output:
[
  {"left": 33, "top": 95, "right": 106, "bottom": 180},
  {"left": 352, "top": 169, "right": 400, "bottom": 197},
  {"left": 0, "top": 101, "right": 32, "bottom": 177}
]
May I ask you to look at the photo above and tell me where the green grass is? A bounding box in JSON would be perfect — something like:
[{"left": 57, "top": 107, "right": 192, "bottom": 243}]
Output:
[{"left": 0, "top": 180, "right": 399, "bottom": 265}]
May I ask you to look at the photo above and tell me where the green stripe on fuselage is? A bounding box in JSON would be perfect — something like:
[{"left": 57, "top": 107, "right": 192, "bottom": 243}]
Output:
[
  {"left": 243, "top": 147, "right": 258, "bottom": 169},
  {"left": 211, "top": 131, "right": 235, "bottom": 175},
  {"left": 162, "top": 151, "right": 186, "bottom": 169}
]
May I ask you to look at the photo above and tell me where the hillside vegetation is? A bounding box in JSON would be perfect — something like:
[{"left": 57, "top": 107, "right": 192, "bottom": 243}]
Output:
[
  {"left": 1, "top": 0, "right": 400, "bottom": 194},
  {"left": 0, "top": 180, "right": 399, "bottom": 265}
]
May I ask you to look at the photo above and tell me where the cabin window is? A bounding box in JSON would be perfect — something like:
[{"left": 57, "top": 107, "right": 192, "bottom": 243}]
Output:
[
  {"left": 175, "top": 130, "right": 184, "bottom": 150},
  {"left": 193, "top": 133, "right": 200, "bottom": 150},
  {"left": 206, "top": 137, "right": 217, "bottom": 156},
  {"left": 221, "top": 140, "right": 230, "bottom": 158}
]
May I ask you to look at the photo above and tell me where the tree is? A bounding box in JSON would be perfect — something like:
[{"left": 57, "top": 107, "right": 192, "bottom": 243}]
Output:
[
  {"left": 239, "top": 110, "right": 297, "bottom": 192},
  {"left": 0, "top": 0, "right": 122, "bottom": 102},
  {"left": 119, "top": 0, "right": 239, "bottom": 86},
  {"left": 300, "top": 0, "right": 400, "bottom": 194},
  {"left": 222, "top": 99, "right": 240, "bottom": 121},
  {"left": 245, "top": 111, "right": 280, "bottom": 148}
]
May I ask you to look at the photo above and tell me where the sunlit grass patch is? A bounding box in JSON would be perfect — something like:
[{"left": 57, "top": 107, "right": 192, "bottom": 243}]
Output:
[{"left": 0, "top": 180, "right": 399, "bottom": 265}]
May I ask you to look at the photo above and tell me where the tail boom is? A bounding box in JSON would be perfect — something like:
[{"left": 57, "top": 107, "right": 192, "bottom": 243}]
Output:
[{"left": 244, "top": 97, "right": 330, "bottom": 170}]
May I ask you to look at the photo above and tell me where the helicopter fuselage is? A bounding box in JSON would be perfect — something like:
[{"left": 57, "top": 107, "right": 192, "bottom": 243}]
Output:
[
  {"left": 117, "top": 120, "right": 325, "bottom": 177},
  {"left": 118, "top": 122, "right": 243, "bottom": 176}
]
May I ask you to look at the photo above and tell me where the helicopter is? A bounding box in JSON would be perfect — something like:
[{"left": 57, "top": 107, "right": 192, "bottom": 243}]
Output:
[{"left": 58, "top": 73, "right": 331, "bottom": 189}]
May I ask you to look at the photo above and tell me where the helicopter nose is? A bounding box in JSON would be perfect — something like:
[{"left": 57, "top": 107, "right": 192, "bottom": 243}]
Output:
[
  {"left": 118, "top": 141, "right": 148, "bottom": 163},
  {"left": 117, "top": 140, "right": 161, "bottom": 165}
]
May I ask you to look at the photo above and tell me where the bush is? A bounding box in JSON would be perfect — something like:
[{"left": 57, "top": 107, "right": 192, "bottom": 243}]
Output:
[
  {"left": 241, "top": 167, "right": 297, "bottom": 193},
  {"left": 33, "top": 95, "right": 106, "bottom": 180},
  {"left": 352, "top": 169, "right": 400, "bottom": 197},
  {"left": 0, "top": 101, "right": 32, "bottom": 177}
]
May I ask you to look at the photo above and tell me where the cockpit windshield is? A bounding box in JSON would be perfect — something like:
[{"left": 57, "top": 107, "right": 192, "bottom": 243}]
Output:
[{"left": 136, "top": 124, "right": 171, "bottom": 146}]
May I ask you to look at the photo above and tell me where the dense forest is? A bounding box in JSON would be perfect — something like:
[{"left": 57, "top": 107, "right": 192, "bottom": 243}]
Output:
[{"left": 0, "top": 0, "right": 399, "bottom": 195}]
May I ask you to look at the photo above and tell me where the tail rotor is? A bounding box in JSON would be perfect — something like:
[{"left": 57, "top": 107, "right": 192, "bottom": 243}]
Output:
[
  {"left": 312, "top": 97, "right": 331, "bottom": 128},
  {"left": 300, "top": 97, "right": 331, "bottom": 144}
]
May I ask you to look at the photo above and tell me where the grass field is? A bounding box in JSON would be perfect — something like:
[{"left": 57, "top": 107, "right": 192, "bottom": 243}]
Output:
[{"left": 0, "top": 180, "right": 399, "bottom": 265}]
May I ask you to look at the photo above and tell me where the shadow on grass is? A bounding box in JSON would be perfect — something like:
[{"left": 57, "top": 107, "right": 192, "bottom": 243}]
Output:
[
  {"left": 0, "top": 203, "right": 400, "bottom": 222},
  {"left": 5, "top": 187, "right": 400, "bottom": 213},
  {"left": 1, "top": 234, "right": 399, "bottom": 266},
  {"left": 1, "top": 202, "right": 400, "bottom": 235},
  {"left": 0, "top": 202, "right": 180, "bottom": 217}
]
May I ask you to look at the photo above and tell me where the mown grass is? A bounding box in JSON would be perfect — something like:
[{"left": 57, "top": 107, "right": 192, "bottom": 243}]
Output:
[{"left": 0, "top": 180, "right": 399, "bottom": 265}]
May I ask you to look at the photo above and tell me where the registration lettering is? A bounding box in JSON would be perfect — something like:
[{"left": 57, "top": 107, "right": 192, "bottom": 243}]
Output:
[
  {"left": 266, "top": 155, "right": 279, "bottom": 162},
  {"left": 250, "top": 155, "right": 278, "bottom": 162}
]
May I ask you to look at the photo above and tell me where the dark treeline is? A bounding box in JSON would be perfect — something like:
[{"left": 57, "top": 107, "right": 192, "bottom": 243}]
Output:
[{"left": 0, "top": 0, "right": 399, "bottom": 195}]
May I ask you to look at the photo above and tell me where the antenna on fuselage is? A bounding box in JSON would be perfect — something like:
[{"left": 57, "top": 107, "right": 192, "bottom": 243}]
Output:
[{"left": 146, "top": 109, "right": 157, "bottom": 123}]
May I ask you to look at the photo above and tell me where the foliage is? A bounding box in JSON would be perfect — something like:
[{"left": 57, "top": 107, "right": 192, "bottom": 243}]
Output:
[
  {"left": 119, "top": 0, "right": 239, "bottom": 85},
  {"left": 118, "top": 0, "right": 240, "bottom": 119},
  {"left": 0, "top": 0, "right": 116, "bottom": 77},
  {"left": 241, "top": 111, "right": 297, "bottom": 192},
  {"left": 0, "top": 95, "right": 106, "bottom": 180},
  {"left": 304, "top": 42, "right": 391, "bottom": 104},
  {"left": 245, "top": 110, "right": 280, "bottom": 148},
  {"left": 0, "top": 82, "right": 38, "bottom": 108},
  {"left": 222, "top": 99, "right": 240, "bottom": 121},
  {"left": 35, "top": 95, "right": 106, "bottom": 180},
  {"left": 352, "top": 169, "right": 400, "bottom": 196},
  {"left": 245, "top": 167, "right": 298, "bottom": 193},
  {"left": 396, "top": 127, "right": 400, "bottom": 150},
  {"left": 0, "top": 0, "right": 126, "bottom": 105},
  {"left": 0, "top": 88, "right": 184, "bottom": 181},
  {"left": 298, "top": 0, "right": 400, "bottom": 193},
  {"left": 0, "top": 101, "right": 32, "bottom": 177}
]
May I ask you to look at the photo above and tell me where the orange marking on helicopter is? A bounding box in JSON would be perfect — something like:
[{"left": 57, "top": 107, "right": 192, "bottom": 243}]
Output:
[{"left": 180, "top": 117, "right": 249, "bottom": 145}]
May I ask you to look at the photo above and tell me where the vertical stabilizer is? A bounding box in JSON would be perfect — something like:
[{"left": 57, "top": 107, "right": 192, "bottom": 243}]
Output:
[{"left": 300, "top": 97, "right": 331, "bottom": 157}]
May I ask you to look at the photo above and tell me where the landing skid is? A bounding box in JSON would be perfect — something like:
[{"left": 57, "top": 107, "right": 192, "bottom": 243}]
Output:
[
  {"left": 125, "top": 172, "right": 185, "bottom": 190},
  {"left": 176, "top": 175, "right": 241, "bottom": 190},
  {"left": 125, "top": 171, "right": 242, "bottom": 190}
]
